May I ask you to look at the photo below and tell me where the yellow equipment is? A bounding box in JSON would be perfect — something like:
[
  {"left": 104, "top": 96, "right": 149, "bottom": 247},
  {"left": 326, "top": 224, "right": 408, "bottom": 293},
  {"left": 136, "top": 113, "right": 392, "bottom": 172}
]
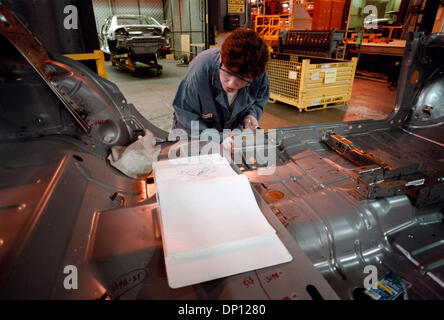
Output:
[{"left": 63, "top": 50, "right": 108, "bottom": 79}]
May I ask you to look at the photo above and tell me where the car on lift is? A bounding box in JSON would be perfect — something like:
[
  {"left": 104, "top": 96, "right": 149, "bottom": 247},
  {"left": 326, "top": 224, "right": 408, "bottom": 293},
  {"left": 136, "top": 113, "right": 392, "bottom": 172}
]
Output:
[{"left": 99, "top": 14, "right": 169, "bottom": 74}]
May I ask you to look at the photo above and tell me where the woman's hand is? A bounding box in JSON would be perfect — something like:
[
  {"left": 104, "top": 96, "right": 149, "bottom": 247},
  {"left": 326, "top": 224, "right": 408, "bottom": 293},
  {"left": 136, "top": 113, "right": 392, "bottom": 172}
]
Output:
[
  {"left": 243, "top": 115, "right": 258, "bottom": 130},
  {"left": 221, "top": 136, "right": 234, "bottom": 151}
]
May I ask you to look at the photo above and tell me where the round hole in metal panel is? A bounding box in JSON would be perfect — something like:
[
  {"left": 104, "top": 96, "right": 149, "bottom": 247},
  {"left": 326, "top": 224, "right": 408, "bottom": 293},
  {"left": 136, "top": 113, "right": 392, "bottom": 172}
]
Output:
[
  {"left": 410, "top": 70, "right": 420, "bottom": 85},
  {"left": 98, "top": 120, "right": 119, "bottom": 144},
  {"left": 267, "top": 191, "right": 285, "bottom": 200}
]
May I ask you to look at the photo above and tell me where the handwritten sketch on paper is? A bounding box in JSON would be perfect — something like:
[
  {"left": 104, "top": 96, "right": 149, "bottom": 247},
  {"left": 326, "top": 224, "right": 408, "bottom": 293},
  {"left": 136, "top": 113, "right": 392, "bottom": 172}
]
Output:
[{"left": 152, "top": 153, "right": 293, "bottom": 288}]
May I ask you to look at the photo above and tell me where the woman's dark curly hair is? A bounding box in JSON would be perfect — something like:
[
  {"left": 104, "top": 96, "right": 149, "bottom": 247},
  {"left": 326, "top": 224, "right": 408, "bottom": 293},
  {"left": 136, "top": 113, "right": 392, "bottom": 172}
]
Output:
[{"left": 220, "top": 28, "right": 269, "bottom": 79}]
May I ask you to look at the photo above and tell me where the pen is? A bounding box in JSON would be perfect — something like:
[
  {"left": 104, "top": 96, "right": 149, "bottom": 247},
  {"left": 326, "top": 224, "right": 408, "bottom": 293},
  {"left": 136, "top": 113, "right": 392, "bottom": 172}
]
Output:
[{"left": 377, "top": 281, "right": 393, "bottom": 295}]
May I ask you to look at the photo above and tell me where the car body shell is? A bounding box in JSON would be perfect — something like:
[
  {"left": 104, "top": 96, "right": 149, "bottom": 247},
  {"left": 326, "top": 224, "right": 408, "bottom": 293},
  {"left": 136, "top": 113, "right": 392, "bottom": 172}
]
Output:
[
  {"left": 100, "top": 15, "right": 168, "bottom": 56},
  {"left": 0, "top": 3, "right": 444, "bottom": 300}
]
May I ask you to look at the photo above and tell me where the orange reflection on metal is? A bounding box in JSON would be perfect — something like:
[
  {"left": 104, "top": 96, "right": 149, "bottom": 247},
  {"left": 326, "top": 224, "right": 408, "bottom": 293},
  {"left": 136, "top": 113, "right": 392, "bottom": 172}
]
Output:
[
  {"left": 268, "top": 191, "right": 285, "bottom": 200},
  {"left": 410, "top": 70, "right": 420, "bottom": 85}
]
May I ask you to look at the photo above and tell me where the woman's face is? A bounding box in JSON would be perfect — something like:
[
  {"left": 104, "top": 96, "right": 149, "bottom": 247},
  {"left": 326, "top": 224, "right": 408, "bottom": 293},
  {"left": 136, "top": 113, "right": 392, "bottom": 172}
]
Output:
[{"left": 219, "top": 64, "right": 252, "bottom": 93}]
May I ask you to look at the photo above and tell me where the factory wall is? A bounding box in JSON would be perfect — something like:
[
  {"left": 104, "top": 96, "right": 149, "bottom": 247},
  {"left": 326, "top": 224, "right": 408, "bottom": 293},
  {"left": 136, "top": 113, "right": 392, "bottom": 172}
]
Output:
[{"left": 164, "top": 0, "right": 207, "bottom": 59}]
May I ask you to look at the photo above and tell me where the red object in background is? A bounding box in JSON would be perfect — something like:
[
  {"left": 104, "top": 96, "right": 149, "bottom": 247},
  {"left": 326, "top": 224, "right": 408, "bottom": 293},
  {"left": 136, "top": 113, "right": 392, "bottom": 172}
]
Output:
[
  {"left": 330, "top": 1, "right": 345, "bottom": 29},
  {"left": 312, "top": 0, "right": 345, "bottom": 30},
  {"left": 312, "top": 0, "right": 332, "bottom": 30},
  {"left": 264, "top": 0, "right": 281, "bottom": 15},
  {"left": 269, "top": 1, "right": 280, "bottom": 15}
]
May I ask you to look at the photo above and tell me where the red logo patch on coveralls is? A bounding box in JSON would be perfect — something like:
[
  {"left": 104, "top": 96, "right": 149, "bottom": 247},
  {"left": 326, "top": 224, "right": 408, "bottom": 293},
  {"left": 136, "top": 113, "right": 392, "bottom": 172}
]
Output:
[{"left": 201, "top": 113, "right": 214, "bottom": 119}]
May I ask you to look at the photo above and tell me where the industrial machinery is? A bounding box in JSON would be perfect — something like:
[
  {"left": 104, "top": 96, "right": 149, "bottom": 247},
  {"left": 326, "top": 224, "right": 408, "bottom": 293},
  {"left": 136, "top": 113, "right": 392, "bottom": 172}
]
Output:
[
  {"left": 345, "top": 0, "right": 442, "bottom": 81},
  {"left": 278, "top": 29, "right": 347, "bottom": 58},
  {"left": 253, "top": 0, "right": 312, "bottom": 48},
  {"left": 0, "top": 3, "right": 443, "bottom": 300}
]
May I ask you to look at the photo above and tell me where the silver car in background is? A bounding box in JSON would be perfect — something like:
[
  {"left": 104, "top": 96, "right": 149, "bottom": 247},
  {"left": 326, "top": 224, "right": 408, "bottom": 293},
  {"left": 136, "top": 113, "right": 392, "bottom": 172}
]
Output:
[
  {"left": 100, "top": 15, "right": 169, "bottom": 56},
  {"left": 99, "top": 15, "right": 169, "bottom": 74}
]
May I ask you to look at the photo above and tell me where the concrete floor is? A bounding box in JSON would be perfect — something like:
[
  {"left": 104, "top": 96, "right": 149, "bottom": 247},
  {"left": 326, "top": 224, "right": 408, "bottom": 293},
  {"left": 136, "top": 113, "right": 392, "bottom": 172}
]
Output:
[{"left": 106, "top": 59, "right": 397, "bottom": 132}]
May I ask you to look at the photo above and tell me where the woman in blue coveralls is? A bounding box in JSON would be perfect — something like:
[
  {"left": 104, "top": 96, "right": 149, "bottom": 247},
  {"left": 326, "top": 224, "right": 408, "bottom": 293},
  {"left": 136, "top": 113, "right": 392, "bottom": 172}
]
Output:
[{"left": 171, "top": 28, "right": 270, "bottom": 149}]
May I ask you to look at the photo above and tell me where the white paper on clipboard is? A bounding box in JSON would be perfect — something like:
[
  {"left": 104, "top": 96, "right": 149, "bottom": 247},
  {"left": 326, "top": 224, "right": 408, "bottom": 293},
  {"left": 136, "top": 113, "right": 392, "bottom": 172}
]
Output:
[{"left": 153, "top": 154, "right": 293, "bottom": 288}]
